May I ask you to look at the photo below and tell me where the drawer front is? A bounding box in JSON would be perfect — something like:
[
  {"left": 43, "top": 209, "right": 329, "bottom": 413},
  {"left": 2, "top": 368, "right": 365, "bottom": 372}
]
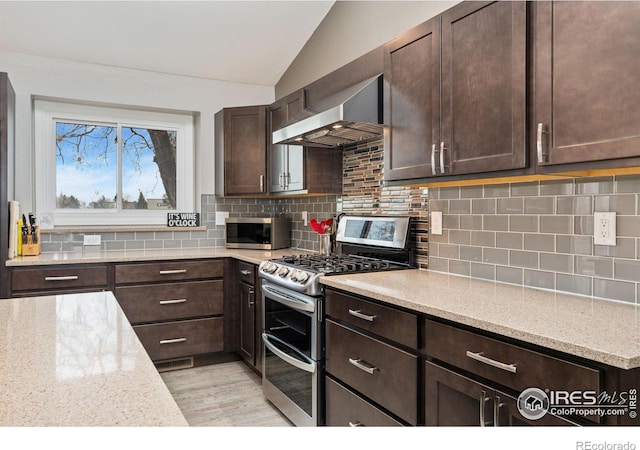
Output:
[
  {"left": 237, "top": 261, "right": 255, "bottom": 285},
  {"left": 11, "top": 265, "right": 108, "bottom": 292},
  {"left": 326, "top": 319, "right": 419, "bottom": 425},
  {"left": 134, "top": 317, "right": 224, "bottom": 361},
  {"left": 115, "top": 280, "right": 223, "bottom": 324},
  {"left": 326, "top": 289, "right": 418, "bottom": 349},
  {"left": 424, "top": 319, "right": 601, "bottom": 395},
  {"left": 115, "top": 259, "right": 223, "bottom": 284},
  {"left": 326, "top": 377, "right": 403, "bottom": 427}
]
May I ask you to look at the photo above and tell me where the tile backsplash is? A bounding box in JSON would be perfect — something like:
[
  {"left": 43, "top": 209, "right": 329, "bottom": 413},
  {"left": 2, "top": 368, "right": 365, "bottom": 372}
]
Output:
[{"left": 428, "top": 175, "right": 640, "bottom": 304}]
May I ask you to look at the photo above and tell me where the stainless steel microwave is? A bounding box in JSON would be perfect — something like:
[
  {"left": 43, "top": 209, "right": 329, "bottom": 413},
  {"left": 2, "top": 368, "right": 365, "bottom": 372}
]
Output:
[{"left": 225, "top": 217, "right": 290, "bottom": 250}]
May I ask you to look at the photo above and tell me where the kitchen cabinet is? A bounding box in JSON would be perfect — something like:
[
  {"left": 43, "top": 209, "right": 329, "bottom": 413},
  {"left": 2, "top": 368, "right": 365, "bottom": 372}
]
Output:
[
  {"left": 425, "top": 362, "right": 579, "bottom": 426},
  {"left": 533, "top": 1, "right": 640, "bottom": 170},
  {"left": 325, "top": 288, "right": 419, "bottom": 425},
  {"left": 269, "top": 91, "right": 342, "bottom": 195},
  {"left": 0, "top": 73, "right": 15, "bottom": 299},
  {"left": 114, "top": 259, "right": 226, "bottom": 369},
  {"left": 424, "top": 318, "right": 602, "bottom": 425},
  {"left": 236, "top": 260, "right": 262, "bottom": 374},
  {"left": 384, "top": 1, "right": 527, "bottom": 182},
  {"left": 10, "top": 264, "right": 108, "bottom": 297},
  {"left": 215, "top": 106, "right": 268, "bottom": 196}
]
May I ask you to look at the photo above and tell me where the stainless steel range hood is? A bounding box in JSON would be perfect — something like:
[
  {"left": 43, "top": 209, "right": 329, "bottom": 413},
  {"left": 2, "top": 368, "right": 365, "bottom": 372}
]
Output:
[{"left": 272, "top": 75, "right": 383, "bottom": 148}]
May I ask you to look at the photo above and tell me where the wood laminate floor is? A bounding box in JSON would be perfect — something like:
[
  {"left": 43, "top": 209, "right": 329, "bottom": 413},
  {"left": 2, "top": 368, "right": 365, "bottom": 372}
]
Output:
[{"left": 161, "top": 361, "right": 293, "bottom": 427}]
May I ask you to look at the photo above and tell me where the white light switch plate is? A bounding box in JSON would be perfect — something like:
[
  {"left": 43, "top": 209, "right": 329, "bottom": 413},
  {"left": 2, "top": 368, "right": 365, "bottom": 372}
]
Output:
[
  {"left": 431, "top": 211, "right": 443, "bottom": 235},
  {"left": 216, "top": 211, "right": 229, "bottom": 226},
  {"left": 83, "top": 235, "right": 101, "bottom": 246}
]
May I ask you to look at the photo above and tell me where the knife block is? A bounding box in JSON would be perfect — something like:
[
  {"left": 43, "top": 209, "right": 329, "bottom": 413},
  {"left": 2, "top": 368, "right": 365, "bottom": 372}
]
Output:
[{"left": 22, "top": 226, "right": 41, "bottom": 256}]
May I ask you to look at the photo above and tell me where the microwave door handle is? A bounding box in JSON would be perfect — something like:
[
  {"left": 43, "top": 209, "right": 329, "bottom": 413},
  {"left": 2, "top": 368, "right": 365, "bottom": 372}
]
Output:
[
  {"left": 262, "top": 333, "right": 316, "bottom": 373},
  {"left": 262, "top": 284, "right": 315, "bottom": 314}
]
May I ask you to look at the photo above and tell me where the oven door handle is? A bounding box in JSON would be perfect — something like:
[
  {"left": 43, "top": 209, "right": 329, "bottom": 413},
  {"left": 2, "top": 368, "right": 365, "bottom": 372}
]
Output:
[
  {"left": 262, "top": 332, "right": 316, "bottom": 374},
  {"left": 262, "top": 284, "right": 315, "bottom": 314}
]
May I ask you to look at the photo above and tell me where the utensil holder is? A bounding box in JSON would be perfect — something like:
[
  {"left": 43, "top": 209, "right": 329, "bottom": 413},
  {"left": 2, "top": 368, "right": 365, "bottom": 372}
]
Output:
[
  {"left": 22, "top": 226, "right": 41, "bottom": 256},
  {"left": 318, "top": 233, "right": 331, "bottom": 255}
]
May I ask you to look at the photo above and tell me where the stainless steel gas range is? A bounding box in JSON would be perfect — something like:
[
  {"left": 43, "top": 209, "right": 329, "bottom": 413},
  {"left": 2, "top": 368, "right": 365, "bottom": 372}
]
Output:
[{"left": 258, "top": 214, "right": 414, "bottom": 426}]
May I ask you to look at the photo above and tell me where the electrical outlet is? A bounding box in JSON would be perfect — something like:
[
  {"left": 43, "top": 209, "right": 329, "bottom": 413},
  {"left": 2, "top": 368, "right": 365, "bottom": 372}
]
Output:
[
  {"left": 594, "top": 212, "right": 616, "bottom": 246},
  {"left": 215, "top": 211, "right": 229, "bottom": 226},
  {"left": 83, "top": 235, "right": 101, "bottom": 246},
  {"left": 430, "top": 211, "right": 443, "bottom": 235},
  {"left": 302, "top": 211, "right": 308, "bottom": 226}
]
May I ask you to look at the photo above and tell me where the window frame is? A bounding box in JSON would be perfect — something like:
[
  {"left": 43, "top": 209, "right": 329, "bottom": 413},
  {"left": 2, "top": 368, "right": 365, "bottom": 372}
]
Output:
[{"left": 34, "top": 100, "right": 195, "bottom": 227}]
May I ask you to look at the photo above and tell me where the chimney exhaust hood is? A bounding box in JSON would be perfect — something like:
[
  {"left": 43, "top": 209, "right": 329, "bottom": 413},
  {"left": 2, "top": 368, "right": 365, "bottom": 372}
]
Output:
[{"left": 272, "top": 75, "right": 383, "bottom": 148}]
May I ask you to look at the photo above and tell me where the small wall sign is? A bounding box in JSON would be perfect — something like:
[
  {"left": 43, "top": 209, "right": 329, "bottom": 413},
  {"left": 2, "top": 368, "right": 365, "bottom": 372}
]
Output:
[{"left": 167, "top": 212, "right": 200, "bottom": 227}]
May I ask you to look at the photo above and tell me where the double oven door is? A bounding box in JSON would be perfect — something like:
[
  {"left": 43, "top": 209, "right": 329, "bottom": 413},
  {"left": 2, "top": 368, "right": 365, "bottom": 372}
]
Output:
[{"left": 261, "top": 281, "right": 323, "bottom": 426}]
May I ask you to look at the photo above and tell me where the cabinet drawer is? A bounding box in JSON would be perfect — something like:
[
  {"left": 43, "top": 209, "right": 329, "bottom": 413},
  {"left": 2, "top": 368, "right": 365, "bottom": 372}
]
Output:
[
  {"left": 115, "top": 280, "right": 223, "bottom": 324},
  {"left": 11, "top": 265, "right": 108, "bottom": 292},
  {"left": 326, "top": 319, "right": 419, "bottom": 425},
  {"left": 237, "top": 261, "right": 255, "bottom": 285},
  {"left": 326, "top": 289, "right": 418, "bottom": 349},
  {"left": 326, "top": 377, "right": 403, "bottom": 427},
  {"left": 115, "top": 259, "right": 223, "bottom": 284},
  {"left": 134, "top": 317, "right": 224, "bottom": 361},
  {"left": 424, "top": 319, "right": 601, "bottom": 395}
]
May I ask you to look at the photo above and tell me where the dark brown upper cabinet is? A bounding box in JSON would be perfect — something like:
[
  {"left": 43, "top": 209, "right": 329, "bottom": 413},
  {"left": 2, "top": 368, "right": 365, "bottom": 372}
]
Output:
[
  {"left": 533, "top": 1, "right": 640, "bottom": 170},
  {"left": 384, "top": 1, "right": 527, "bottom": 182},
  {"left": 215, "top": 106, "right": 268, "bottom": 196}
]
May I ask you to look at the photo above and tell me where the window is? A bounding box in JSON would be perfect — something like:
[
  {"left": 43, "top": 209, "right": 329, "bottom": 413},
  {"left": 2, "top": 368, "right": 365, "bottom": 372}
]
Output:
[{"left": 35, "top": 100, "right": 194, "bottom": 226}]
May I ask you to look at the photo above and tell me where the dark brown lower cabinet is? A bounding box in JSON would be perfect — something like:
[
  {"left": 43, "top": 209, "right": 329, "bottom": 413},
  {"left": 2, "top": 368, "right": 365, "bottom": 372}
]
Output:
[{"left": 425, "top": 361, "right": 579, "bottom": 426}]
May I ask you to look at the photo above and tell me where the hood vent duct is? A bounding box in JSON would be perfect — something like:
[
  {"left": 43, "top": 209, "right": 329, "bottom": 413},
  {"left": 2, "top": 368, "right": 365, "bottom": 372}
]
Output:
[{"left": 272, "top": 75, "right": 383, "bottom": 148}]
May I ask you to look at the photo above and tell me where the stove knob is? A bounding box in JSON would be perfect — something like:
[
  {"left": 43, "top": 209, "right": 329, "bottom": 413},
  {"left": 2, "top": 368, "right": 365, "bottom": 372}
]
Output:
[
  {"left": 277, "top": 266, "right": 290, "bottom": 277},
  {"left": 290, "top": 269, "right": 300, "bottom": 281},
  {"left": 296, "top": 271, "right": 310, "bottom": 283},
  {"left": 263, "top": 262, "right": 277, "bottom": 274}
]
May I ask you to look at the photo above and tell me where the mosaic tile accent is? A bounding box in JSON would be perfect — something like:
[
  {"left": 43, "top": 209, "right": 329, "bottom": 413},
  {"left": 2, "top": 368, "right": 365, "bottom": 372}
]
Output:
[{"left": 429, "top": 175, "right": 640, "bottom": 304}]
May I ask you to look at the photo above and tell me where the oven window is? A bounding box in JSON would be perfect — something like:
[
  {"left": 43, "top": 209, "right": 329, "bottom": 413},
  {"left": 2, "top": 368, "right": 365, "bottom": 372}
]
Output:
[
  {"left": 263, "top": 337, "right": 313, "bottom": 416},
  {"left": 264, "top": 298, "right": 312, "bottom": 358}
]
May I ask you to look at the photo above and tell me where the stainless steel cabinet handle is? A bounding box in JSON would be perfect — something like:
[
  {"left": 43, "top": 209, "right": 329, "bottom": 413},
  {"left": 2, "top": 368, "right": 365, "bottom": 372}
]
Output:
[
  {"left": 285, "top": 172, "right": 291, "bottom": 189},
  {"left": 159, "top": 298, "right": 187, "bottom": 305},
  {"left": 466, "top": 351, "right": 517, "bottom": 373},
  {"left": 159, "top": 269, "right": 187, "bottom": 275},
  {"left": 249, "top": 288, "right": 255, "bottom": 307},
  {"left": 279, "top": 173, "right": 284, "bottom": 188},
  {"left": 159, "top": 337, "right": 187, "bottom": 345},
  {"left": 348, "top": 309, "right": 376, "bottom": 322},
  {"left": 431, "top": 144, "right": 437, "bottom": 175},
  {"left": 537, "top": 123, "right": 548, "bottom": 164},
  {"left": 480, "top": 390, "right": 490, "bottom": 427},
  {"left": 348, "top": 358, "right": 378, "bottom": 375},
  {"left": 260, "top": 174, "right": 265, "bottom": 192},
  {"left": 240, "top": 270, "right": 251, "bottom": 276},
  {"left": 494, "top": 395, "right": 504, "bottom": 427},
  {"left": 348, "top": 421, "right": 363, "bottom": 427},
  {"left": 45, "top": 275, "right": 79, "bottom": 281},
  {"left": 439, "top": 141, "right": 446, "bottom": 174}
]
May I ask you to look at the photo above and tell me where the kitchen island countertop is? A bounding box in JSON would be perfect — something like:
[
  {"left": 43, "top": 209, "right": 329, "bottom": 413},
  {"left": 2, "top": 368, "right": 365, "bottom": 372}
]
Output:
[
  {"left": 0, "top": 291, "right": 188, "bottom": 426},
  {"left": 320, "top": 270, "right": 640, "bottom": 370}
]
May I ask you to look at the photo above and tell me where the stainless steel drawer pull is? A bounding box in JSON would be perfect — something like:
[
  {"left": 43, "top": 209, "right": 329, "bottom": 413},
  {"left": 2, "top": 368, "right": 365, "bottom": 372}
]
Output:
[
  {"left": 348, "top": 358, "right": 378, "bottom": 375},
  {"left": 494, "top": 395, "right": 504, "bottom": 427},
  {"left": 159, "top": 298, "right": 187, "bottom": 305},
  {"left": 159, "top": 337, "right": 187, "bottom": 345},
  {"left": 348, "top": 309, "right": 376, "bottom": 322},
  {"left": 439, "top": 141, "right": 446, "bottom": 174},
  {"left": 159, "top": 269, "right": 187, "bottom": 275},
  {"left": 537, "top": 122, "right": 548, "bottom": 164},
  {"left": 466, "top": 351, "right": 517, "bottom": 373},
  {"left": 431, "top": 144, "right": 437, "bottom": 175},
  {"left": 45, "top": 275, "right": 79, "bottom": 281},
  {"left": 480, "top": 390, "right": 490, "bottom": 427},
  {"left": 348, "top": 421, "right": 363, "bottom": 427},
  {"left": 240, "top": 270, "right": 251, "bottom": 276}
]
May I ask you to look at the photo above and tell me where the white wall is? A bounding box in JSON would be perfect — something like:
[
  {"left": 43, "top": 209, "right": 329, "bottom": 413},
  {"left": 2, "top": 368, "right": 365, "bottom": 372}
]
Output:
[
  {"left": 0, "top": 50, "right": 275, "bottom": 213},
  {"left": 275, "top": 1, "right": 459, "bottom": 98}
]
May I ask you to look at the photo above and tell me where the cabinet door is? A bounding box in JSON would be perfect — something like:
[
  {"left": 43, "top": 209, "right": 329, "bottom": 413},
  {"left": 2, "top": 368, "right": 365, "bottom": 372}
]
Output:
[
  {"left": 239, "top": 281, "right": 255, "bottom": 364},
  {"left": 222, "top": 106, "right": 267, "bottom": 195},
  {"left": 534, "top": 1, "right": 640, "bottom": 167},
  {"left": 384, "top": 17, "right": 441, "bottom": 181},
  {"left": 269, "top": 144, "right": 287, "bottom": 193},
  {"left": 495, "top": 390, "right": 579, "bottom": 427},
  {"left": 441, "top": 1, "right": 527, "bottom": 176},
  {"left": 425, "top": 361, "right": 494, "bottom": 426},
  {"left": 286, "top": 145, "right": 304, "bottom": 191}
]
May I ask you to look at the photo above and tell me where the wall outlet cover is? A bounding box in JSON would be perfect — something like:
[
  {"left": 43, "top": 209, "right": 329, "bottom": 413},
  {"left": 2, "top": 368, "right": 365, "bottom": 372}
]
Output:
[
  {"left": 431, "top": 211, "right": 443, "bottom": 235},
  {"left": 83, "top": 235, "right": 101, "bottom": 246},
  {"left": 594, "top": 212, "right": 616, "bottom": 246},
  {"left": 215, "top": 211, "right": 229, "bottom": 226}
]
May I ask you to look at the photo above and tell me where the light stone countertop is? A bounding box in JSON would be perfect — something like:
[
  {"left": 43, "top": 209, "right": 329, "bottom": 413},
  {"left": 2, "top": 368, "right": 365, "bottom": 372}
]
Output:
[
  {"left": 319, "top": 270, "right": 640, "bottom": 370},
  {"left": 0, "top": 291, "right": 188, "bottom": 426}
]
